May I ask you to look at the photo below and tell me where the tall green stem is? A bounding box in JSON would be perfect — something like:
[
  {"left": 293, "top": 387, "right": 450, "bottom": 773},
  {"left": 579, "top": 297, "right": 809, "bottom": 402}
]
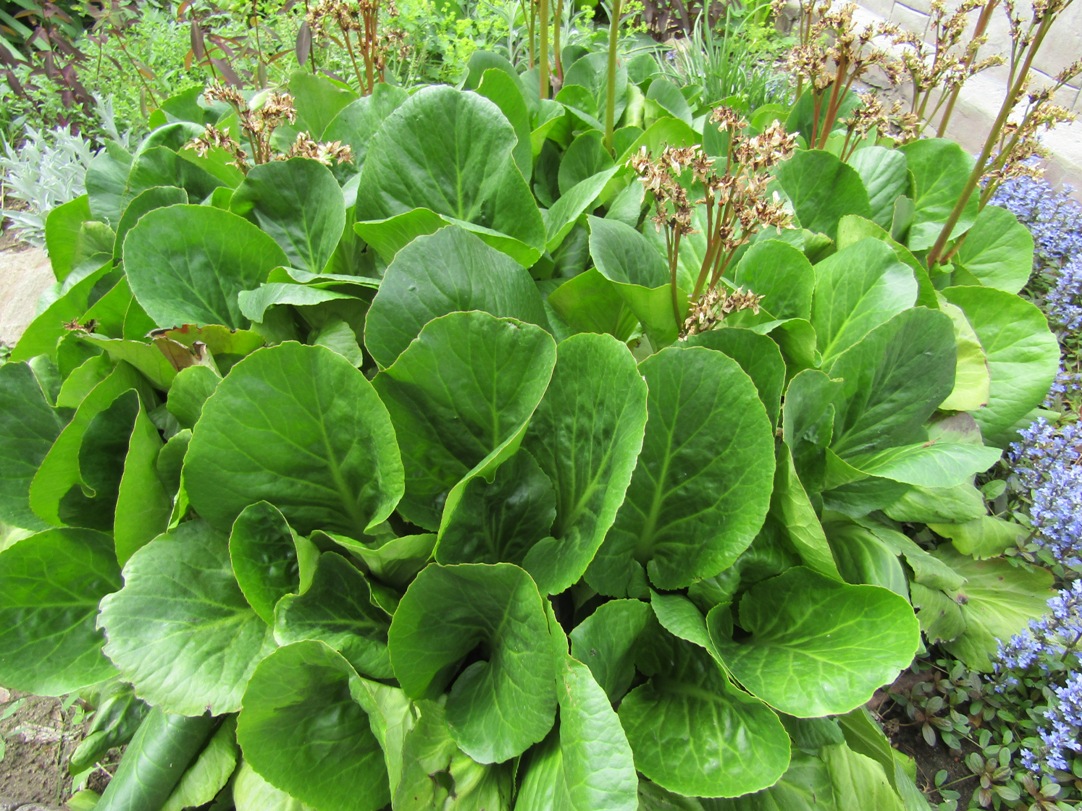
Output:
[
  {"left": 539, "top": 0, "right": 550, "bottom": 99},
  {"left": 604, "top": 0, "right": 622, "bottom": 153},
  {"left": 927, "top": 15, "right": 1053, "bottom": 266}
]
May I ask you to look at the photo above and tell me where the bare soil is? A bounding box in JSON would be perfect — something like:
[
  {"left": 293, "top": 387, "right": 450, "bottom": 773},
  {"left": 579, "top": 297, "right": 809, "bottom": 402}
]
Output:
[{"left": 0, "top": 687, "right": 111, "bottom": 810}]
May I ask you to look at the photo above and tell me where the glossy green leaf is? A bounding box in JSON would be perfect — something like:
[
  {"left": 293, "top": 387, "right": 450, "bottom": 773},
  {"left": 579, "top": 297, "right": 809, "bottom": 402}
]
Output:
[
  {"left": 373, "top": 312, "right": 555, "bottom": 529},
  {"left": 848, "top": 146, "right": 909, "bottom": 230},
  {"left": 589, "top": 347, "right": 774, "bottom": 593},
  {"left": 559, "top": 131, "right": 614, "bottom": 193},
  {"left": 167, "top": 365, "right": 220, "bottom": 429},
  {"left": 98, "top": 520, "right": 274, "bottom": 714},
  {"left": 768, "top": 444, "right": 841, "bottom": 578},
  {"left": 388, "top": 563, "right": 556, "bottom": 763},
  {"left": 711, "top": 749, "right": 836, "bottom": 810},
  {"left": 516, "top": 653, "right": 638, "bottom": 811},
  {"left": 389, "top": 700, "right": 514, "bottom": 811},
  {"left": 0, "top": 362, "right": 66, "bottom": 531},
  {"left": 828, "top": 308, "right": 956, "bottom": 456},
  {"left": 846, "top": 442, "right": 1001, "bottom": 488},
  {"left": 0, "top": 527, "right": 120, "bottom": 694},
  {"left": 941, "top": 286, "right": 1059, "bottom": 447},
  {"left": 75, "top": 335, "right": 179, "bottom": 390},
  {"left": 545, "top": 169, "right": 618, "bottom": 252},
  {"left": 937, "top": 297, "right": 991, "bottom": 412},
  {"left": 237, "top": 641, "right": 390, "bottom": 811},
  {"left": 233, "top": 761, "right": 313, "bottom": 811},
  {"left": 476, "top": 68, "right": 533, "bottom": 180},
  {"left": 436, "top": 451, "right": 556, "bottom": 565},
  {"left": 569, "top": 599, "right": 654, "bottom": 703},
  {"left": 123, "top": 205, "right": 288, "bottom": 329},
  {"left": 30, "top": 363, "right": 152, "bottom": 528},
  {"left": 161, "top": 717, "right": 239, "bottom": 811},
  {"left": 811, "top": 238, "right": 917, "bottom": 364},
  {"left": 933, "top": 548, "right": 1054, "bottom": 671},
  {"left": 898, "top": 139, "right": 978, "bottom": 250},
  {"left": 685, "top": 328, "right": 786, "bottom": 431},
  {"left": 731, "top": 239, "right": 815, "bottom": 321},
  {"left": 546, "top": 269, "right": 640, "bottom": 340},
  {"left": 229, "top": 501, "right": 305, "bottom": 626},
  {"left": 323, "top": 83, "right": 410, "bottom": 174},
  {"left": 774, "top": 150, "right": 871, "bottom": 240},
  {"left": 111, "top": 186, "right": 189, "bottom": 263},
  {"left": 113, "top": 405, "right": 172, "bottom": 564},
  {"left": 952, "top": 204, "right": 1033, "bottom": 293},
  {"left": 275, "top": 552, "right": 392, "bottom": 679},
  {"left": 587, "top": 214, "right": 680, "bottom": 345},
  {"left": 230, "top": 158, "right": 346, "bottom": 274},
  {"left": 45, "top": 194, "right": 93, "bottom": 281},
  {"left": 619, "top": 636, "right": 789, "bottom": 798},
  {"left": 711, "top": 567, "right": 920, "bottom": 716},
  {"left": 364, "top": 227, "right": 549, "bottom": 369},
  {"left": 184, "top": 343, "right": 404, "bottom": 536},
  {"left": 522, "top": 334, "right": 649, "bottom": 595},
  {"left": 929, "top": 515, "right": 1028, "bottom": 558},
  {"left": 322, "top": 531, "right": 435, "bottom": 591},
  {"left": 356, "top": 85, "right": 545, "bottom": 263},
  {"left": 824, "top": 518, "right": 908, "bottom": 596}
]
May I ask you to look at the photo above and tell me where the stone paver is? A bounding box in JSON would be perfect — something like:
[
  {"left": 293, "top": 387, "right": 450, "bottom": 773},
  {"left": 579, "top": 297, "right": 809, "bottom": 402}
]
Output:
[{"left": 0, "top": 246, "right": 54, "bottom": 346}]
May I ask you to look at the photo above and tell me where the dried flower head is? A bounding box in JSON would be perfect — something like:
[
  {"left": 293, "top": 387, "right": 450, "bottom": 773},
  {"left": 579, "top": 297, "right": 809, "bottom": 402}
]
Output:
[
  {"left": 680, "top": 287, "right": 764, "bottom": 338},
  {"left": 285, "top": 133, "right": 354, "bottom": 166}
]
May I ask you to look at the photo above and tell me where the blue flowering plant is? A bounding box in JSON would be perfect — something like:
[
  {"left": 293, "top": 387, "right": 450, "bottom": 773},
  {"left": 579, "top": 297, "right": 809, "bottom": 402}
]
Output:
[{"left": 989, "top": 581, "right": 1082, "bottom": 808}]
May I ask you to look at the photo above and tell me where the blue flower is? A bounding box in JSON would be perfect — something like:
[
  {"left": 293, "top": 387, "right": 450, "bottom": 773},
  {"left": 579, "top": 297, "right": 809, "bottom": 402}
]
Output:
[
  {"left": 990, "top": 177, "right": 1082, "bottom": 275},
  {"left": 1007, "top": 420, "right": 1082, "bottom": 568}
]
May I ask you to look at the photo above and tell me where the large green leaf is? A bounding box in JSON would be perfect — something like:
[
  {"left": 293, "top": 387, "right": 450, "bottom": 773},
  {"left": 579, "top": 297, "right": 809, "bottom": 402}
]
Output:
[
  {"left": 29, "top": 363, "right": 153, "bottom": 529},
  {"left": 710, "top": 567, "right": 920, "bottom": 716},
  {"left": 768, "top": 443, "right": 841, "bottom": 578},
  {"left": 363, "top": 227, "right": 549, "bottom": 369},
  {"left": 162, "top": 717, "right": 239, "bottom": 811},
  {"left": 230, "top": 159, "right": 346, "bottom": 274},
  {"left": 898, "top": 139, "right": 978, "bottom": 251},
  {"left": 0, "top": 527, "right": 120, "bottom": 694},
  {"left": 589, "top": 347, "right": 775, "bottom": 593},
  {"left": 0, "top": 362, "right": 66, "bottom": 530},
  {"left": 113, "top": 404, "right": 173, "bottom": 564},
  {"left": 848, "top": 146, "right": 909, "bottom": 230},
  {"left": 389, "top": 700, "right": 514, "bottom": 810},
  {"left": 11, "top": 262, "right": 115, "bottom": 362},
  {"left": 237, "top": 641, "right": 390, "bottom": 811},
  {"left": 322, "top": 83, "right": 409, "bottom": 175},
  {"left": 123, "top": 205, "right": 289, "bottom": 329},
  {"left": 232, "top": 762, "right": 312, "bottom": 811},
  {"left": 828, "top": 308, "right": 956, "bottom": 457},
  {"left": 98, "top": 520, "right": 275, "bottom": 715},
  {"left": 568, "top": 599, "right": 654, "bottom": 703},
  {"left": 619, "top": 635, "right": 789, "bottom": 798},
  {"left": 274, "top": 552, "right": 393, "bottom": 680},
  {"left": 933, "top": 547, "right": 1054, "bottom": 671},
  {"left": 516, "top": 653, "right": 638, "bottom": 811},
  {"left": 811, "top": 238, "right": 917, "bottom": 364},
  {"left": 941, "top": 286, "right": 1059, "bottom": 447},
  {"left": 229, "top": 501, "right": 307, "bottom": 626},
  {"left": 685, "top": 328, "right": 786, "bottom": 431},
  {"left": 952, "top": 204, "right": 1033, "bottom": 293},
  {"left": 521, "top": 334, "right": 649, "bottom": 595},
  {"left": 587, "top": 215, "right": 680, "bottom": 346},
  {"left": 774, "top": 150, "right": 871, "bottom": 240},
  {"left": 387, "top": 563, "right": 556, "bottom": 763},
  {"left": 731, "top": 239, "right": 815, "bottom": 321},
  {"left": 436, "top": 451, "right": 556, "bottom": 566},
  {"left": 184, "top": 342, "right": 404, "bottom": 536},
  {"left": 373, "top": 312, "right": 556, "bottom": 530},
  {"left": 845, "top": 442, "right": 1001, "bottom": 488},
  {"left": 356, "top": 85, "right": 545, "bottom": 264},
  {"left": 545, "top": 169, "right": 618, "bottom": 252}
]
